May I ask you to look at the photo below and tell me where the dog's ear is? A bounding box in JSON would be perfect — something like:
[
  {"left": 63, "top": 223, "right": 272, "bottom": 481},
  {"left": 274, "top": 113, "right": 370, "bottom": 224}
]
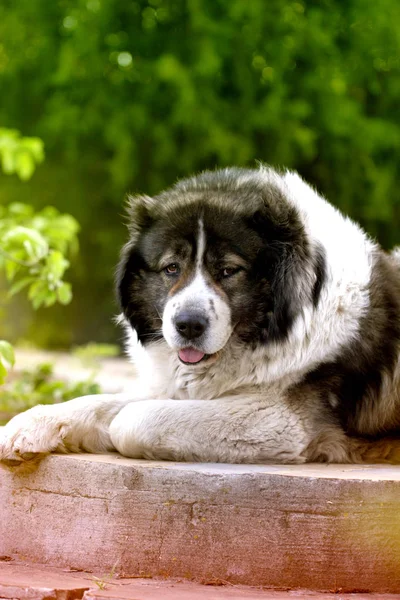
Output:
[
  {"left": 126, "top": 194, "right": 156, "bottom": 235},
  {"left": 250, "top": 202, "right": 310, "bottom": 342},
  {"left": 255, "top": 242, "right": 303, "bottom": 342},
  {"left": 115, "top": 195, "right": 159, "bottom": 342},
  {"left": 115, "top": 241, "right": 160, "bottom": 342},
  {"left": 116, "top": 241, "right": 144, "bottom": 316}
]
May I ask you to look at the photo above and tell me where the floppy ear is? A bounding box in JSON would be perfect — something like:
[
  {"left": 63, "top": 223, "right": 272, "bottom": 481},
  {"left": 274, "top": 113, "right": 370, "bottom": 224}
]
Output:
[
  {"left": 115, "top": 196, "right": 160, "bottom": 342},
  {"left": 256, "top": 243, "right": 304, "bottom": 342},
  {"left": 125, "top": 194, "right": 156, "bottom": 235},
  {"left": 250, "top": 203, "right": 311, "bottom": 342},
  {"left": 116, "top": 242, "right": 145, "bottom": 317}
]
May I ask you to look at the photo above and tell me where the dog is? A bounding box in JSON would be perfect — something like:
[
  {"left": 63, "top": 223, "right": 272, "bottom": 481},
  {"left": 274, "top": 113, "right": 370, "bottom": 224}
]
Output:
[{"left": 2, "top": 165, "right": 400, "bottom": 467}]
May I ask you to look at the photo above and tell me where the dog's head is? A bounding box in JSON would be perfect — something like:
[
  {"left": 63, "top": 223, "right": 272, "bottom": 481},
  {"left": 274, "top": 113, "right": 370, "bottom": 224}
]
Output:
[{"left": 117, "top": 167, "right": 325, "bottom": 365}]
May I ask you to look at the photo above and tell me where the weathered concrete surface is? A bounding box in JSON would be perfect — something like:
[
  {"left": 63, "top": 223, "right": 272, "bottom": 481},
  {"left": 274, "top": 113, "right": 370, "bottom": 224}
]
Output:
[
  {"left": 0, "top": 561, "right": 90, "bottom": 599},
  {"left": 82, "top": 580, "right": 400, "bottom": 600},
  {"left": 1, "top": 455, "right": 400, "bottom": 592},
  {"left": 2, "top": 562, "right": 399, "bottom": 600}
]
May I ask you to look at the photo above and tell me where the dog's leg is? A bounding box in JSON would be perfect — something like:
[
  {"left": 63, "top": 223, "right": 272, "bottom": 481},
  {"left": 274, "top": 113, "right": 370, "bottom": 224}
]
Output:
[
  {"left": 109, "top": 396, "right": 318, "bottom": 464},
  {"left": 0, "top": 392, "right": 145, "bottom": 467}
]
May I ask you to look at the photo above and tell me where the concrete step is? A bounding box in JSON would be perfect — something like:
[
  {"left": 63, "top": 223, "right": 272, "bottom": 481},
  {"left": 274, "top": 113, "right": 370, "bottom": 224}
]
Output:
[
  {"left": 0, "top": 562, "right": 399, "bottom": 600},
  {"left": 1, "top": 454, "right": 400, "bottom": 593}
]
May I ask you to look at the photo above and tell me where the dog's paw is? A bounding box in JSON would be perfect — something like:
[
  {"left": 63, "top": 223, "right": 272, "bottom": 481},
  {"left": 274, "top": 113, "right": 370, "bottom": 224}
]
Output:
[{"left": 0, "top": 405, "right": 70, "bottom": 468}]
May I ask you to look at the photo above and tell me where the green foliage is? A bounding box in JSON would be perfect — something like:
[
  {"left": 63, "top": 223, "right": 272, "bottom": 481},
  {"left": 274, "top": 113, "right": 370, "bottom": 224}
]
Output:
[
  {"left": 0, "top": 0, "right": 399, "bottom": 345},
  {"left": 0, "top": 203, "right": 79, "bottom": 313},
  {"left": 0, "top": 129, "right": 80, "bottom": 386},
  {"left": 0, "top": 341, "right": 118, "bottom": 421},
  {"left": 0, "top": 341, "right": 15, "bottom": 385},
  {"left": 0, "top": 362, "right": 100, "bottom": 424},
  {"left": 0, "top": 129, "right": 44, "bottom": 181}
]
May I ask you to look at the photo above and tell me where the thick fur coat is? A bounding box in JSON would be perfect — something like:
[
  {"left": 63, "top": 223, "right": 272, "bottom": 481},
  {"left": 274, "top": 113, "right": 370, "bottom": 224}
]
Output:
[{"left": 2, "top": 166, "right": 400, "bottom": 467}]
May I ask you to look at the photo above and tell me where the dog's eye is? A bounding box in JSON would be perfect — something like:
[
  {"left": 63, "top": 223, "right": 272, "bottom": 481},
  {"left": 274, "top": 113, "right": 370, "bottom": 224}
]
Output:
[
  {"left": 164, "top": 263, "right": 180, "bottom": 275},
  {"left": 221, "top": 267, "right": 241, "bottom": 278}
]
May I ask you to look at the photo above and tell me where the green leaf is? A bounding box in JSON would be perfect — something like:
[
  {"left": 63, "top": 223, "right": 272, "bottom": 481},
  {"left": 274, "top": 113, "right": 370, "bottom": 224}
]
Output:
[
  {"left": 22, "top": 137, "right": 45, "bottom": 163},
  {"left": 0, "top": 361, "right": 7, "bottom": 385},
  {"left": 38, "top": 206, "right": 59, "bottom": 219},
  {"left": 0, "top": 340, "right": 15, "bottom": 384},
  {"left": 2, "top": 226, "right": 48, "bottom": 263},
  {"left": 57, "top": 282, "right": 72, "bottom": 305},
  {"left": 28, "top": 280, "right": 50, "bottom": 309},
  {"left": 8, "top": 203, "right": 34, "bottom": 219},
  {"left": 45, "top": 250, "right": 69, "bottom": 280},
  {"left": 5, "top": 259, "right": 20, "bottom": 281},
  {"left": 0, "top": 129, "right": 44, "bottom": 180},
  {"left": 8, "top": 276, "right": 36, "bottom": 296},
  {"left": 44, "top": 291, "right": 57, "bottom": 307},
  {"left": 1, "top": 147, "right": 15, "bottom": 174},
  {"left": 0, "top": 341, "right": 15, "bottom": 368}
]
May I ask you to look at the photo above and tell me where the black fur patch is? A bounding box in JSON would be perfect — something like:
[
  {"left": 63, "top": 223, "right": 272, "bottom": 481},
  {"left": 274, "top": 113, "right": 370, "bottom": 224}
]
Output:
[
  {"left": 116, "top": 244, "right": 164, "bottom": 341},
  {"left": 312, "top": 244, "right": 327, "bottom": 308}
]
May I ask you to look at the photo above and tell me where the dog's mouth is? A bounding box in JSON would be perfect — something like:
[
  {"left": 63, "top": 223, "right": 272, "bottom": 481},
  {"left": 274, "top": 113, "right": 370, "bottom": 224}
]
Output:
[{"left": 178, "top": 347, "right": 211, "bottom": 365}]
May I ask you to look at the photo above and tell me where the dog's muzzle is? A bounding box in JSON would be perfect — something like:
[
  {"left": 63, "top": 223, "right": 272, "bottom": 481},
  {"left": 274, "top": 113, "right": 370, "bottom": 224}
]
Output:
[{"left": 174, "top": 312, "right": 209, "bottom": 341}]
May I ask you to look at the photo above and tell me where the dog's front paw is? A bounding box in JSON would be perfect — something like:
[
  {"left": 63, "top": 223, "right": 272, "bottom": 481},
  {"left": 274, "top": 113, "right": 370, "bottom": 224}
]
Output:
[{"left": 0, "top": 405, "right": 70, "bottom": 468}]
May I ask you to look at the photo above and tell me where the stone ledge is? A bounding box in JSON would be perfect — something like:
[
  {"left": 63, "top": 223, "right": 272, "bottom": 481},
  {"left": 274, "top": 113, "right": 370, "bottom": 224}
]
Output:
[
  {"left": 1, "top": 454, "right": 400, "bottom": 592},
  {"left": 2, "top": 563, "right": 400, "bottom": 600},
  {"left": 0, "top": 562, "right": 90, "bottom": 600}
]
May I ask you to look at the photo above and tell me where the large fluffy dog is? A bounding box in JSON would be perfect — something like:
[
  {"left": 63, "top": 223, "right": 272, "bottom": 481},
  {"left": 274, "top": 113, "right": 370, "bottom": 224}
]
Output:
[{"left": 2, "top": 166, "right": 400, "bottom": 466}]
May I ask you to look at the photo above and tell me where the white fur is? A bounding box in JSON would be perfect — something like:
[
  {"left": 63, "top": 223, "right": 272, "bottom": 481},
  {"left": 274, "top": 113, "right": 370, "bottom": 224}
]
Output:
[
  {"left": 162, "top": 271, "right": 232, "bottom": 355},
  {"left": 196, "top": 218, "right": 206, "bottom": 268},
  {"left": 162, "top": 218, "right": 233, "bottom": 355},
  {"left": 0, "top": 168, "right": 380, "bottom": 467}
]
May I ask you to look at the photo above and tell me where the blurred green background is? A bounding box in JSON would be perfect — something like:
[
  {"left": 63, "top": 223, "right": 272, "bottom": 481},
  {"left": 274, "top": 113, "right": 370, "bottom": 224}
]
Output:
[{"left": 1, "top": 0, "right": 400, "bottom": 349}]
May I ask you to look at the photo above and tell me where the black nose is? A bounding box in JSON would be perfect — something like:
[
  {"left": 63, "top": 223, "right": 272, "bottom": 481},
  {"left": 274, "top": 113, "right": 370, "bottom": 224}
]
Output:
[{"left": 174, "top": 312, "right": 208, "bottom": 340}]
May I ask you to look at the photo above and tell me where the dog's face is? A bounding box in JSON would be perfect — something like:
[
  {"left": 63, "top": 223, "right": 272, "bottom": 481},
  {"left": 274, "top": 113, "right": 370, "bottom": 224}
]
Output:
[
  {"left": 117, "top": 168, "right": 321, "bottom": 365},
  {"left": 159, "top": 215, "right": 244, "bottom": 363}
]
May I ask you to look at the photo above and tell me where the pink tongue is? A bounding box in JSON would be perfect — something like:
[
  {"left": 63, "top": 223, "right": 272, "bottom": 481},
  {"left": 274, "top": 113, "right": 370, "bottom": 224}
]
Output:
[{"left": 178, "top": 348, "right": 205, "bottom": 364}]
